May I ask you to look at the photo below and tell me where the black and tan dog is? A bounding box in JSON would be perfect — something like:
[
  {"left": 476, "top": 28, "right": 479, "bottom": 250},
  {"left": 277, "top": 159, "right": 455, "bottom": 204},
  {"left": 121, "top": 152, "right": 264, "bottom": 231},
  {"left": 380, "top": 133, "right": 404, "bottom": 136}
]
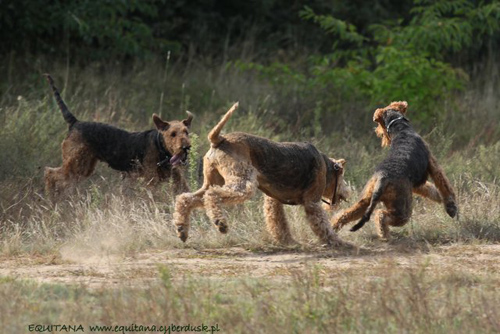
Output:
[
  {"left": 44, "top": 74, "right": 193, "bottom": 196},
  {"left": 332, "top": 101, "right": 458, "bottom": 240},
  {"left": 173, "top": 102, "right": 350, "bottom": 246}
]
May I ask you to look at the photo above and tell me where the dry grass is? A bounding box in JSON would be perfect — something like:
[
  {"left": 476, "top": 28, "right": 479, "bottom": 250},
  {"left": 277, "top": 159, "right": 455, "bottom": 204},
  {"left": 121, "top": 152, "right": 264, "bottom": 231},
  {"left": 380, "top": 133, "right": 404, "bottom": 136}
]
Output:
[
  {"left": 1, "top": 173, "right": 499, "bottom": 259},
  {"left": 1, "top": 60, "right": 499, "bottom": 333}
]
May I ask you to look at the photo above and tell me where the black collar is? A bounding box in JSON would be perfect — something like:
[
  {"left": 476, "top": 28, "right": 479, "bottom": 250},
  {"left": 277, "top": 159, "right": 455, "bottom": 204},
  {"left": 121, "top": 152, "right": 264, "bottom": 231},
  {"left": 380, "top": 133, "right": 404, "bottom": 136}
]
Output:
[
  {"left": 322, "top": 161, "right": 341, "bottom": 206},
  {"left": 155, "top": 131, "right": 172, "bottom": 168}
]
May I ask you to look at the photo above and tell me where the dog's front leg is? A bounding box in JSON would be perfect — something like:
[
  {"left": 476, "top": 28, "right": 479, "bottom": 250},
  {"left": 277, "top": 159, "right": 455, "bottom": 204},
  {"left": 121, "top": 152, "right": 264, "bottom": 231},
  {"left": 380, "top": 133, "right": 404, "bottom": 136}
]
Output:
[
  {"left": 427, "top": 154, "right": 458, "bottom": 218},
  {"left": 413, "top": 181, "right": 442, "bottom": 203},
  {"left": 173, "top": 187, "right": 206, "bottom": 242},
  {"left": 304, "top": 201, "right": 348, "bottom": 247},
  {"left": 263, "top": 195, "right": 296, "bottom": 245}
]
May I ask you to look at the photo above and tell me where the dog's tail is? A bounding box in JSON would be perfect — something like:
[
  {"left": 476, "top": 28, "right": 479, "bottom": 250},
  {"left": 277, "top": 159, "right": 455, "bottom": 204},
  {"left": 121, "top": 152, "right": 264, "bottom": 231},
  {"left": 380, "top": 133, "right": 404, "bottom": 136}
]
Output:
[
  {"left": 44, "top": 74, "right": 78, "bottom": 127},
  {"left": 208, "top": 102, "right": 239, "bottom": 146},
  {"left": 351, "top": 176, "right": 386, "bottom": 232}
]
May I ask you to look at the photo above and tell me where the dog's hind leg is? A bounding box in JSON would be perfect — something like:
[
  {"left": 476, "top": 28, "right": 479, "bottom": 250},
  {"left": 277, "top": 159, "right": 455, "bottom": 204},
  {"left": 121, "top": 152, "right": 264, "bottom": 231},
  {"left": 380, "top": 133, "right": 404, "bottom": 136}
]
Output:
[
  {"left": 331, "top": 175, "right": 379, "bottom": 231},
  {"left": 45, "top": 133, "right": 97, "bottom": 198},
  {"left": 44, "top": 167, "right": 67, "bottom": 198},
  {"left": 375, "top": 188, "right": 412, "bottom": 240},
  {"left": 373, "top": 209, "right": 391, "bottom": 240},
  {"left": 174, "top": 157, "right": 225, "bottom": 242},
  {"left": 413, "top": 181, "right": 442, "bottom": 203},
  {"left": 427, "top": 153, "right": 458, "bottom": 218},
  {"left": 263, "top": 195, "right": 296, "bottom": 245},
  {"left": 203, "top": 164, "right": 257, "bottom": 234},
  {"left": 374, "top": 208, "right": 411, "bottom": 241},
  {"left": 173, "top": 187, "right": 207, "bottom": 242}
]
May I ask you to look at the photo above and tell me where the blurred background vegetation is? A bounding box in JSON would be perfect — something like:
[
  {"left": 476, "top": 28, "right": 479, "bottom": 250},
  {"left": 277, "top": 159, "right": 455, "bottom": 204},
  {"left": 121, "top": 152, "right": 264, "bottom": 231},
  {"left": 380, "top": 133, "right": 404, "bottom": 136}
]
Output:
[{"left": 0, "top": 0, "right": 499, "bottom": 185}]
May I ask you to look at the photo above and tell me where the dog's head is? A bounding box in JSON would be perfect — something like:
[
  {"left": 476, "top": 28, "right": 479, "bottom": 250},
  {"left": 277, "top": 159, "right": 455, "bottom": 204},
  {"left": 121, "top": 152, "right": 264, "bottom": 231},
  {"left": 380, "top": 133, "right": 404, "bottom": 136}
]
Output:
[
  {"left": 323, "top": 158, "right": 350, "bottom": 210},
  {"left": 152, "top": 111, "right": 193, "bottom": 166},
  {"left": 373, "top": 101, "right": 408, "bottom": 147}
]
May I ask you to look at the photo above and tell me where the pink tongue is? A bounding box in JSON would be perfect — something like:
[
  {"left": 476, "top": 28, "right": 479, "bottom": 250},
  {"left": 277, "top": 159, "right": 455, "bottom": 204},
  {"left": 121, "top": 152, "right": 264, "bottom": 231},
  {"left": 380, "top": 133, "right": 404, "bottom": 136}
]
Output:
[{"left": 170, "top": 154, "right": 182, "bottom": 165}]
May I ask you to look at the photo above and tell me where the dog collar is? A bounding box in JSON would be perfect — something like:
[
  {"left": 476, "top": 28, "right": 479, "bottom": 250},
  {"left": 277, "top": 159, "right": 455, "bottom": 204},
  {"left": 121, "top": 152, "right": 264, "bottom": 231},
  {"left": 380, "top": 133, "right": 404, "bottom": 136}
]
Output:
[
  {"left": 155, "top": 131, "right": 172, "bottom": 168},
  {"left": 322, "top": 161, "right": 341, "bottom": 206},
  {"left": 386, "top": 116, "right": 407, "bottom": 132}
]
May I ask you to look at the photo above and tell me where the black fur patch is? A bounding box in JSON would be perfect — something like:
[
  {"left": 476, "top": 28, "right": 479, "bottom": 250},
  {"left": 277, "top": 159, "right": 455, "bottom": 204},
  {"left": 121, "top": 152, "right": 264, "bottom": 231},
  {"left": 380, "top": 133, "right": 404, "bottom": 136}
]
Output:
[
  {"left": 73, "top": 122, "right": 161, "bottom": 172},
  {"left": 233, "top": 133, "right": 322, "bottom": 192},
  {"left": 376, "top": 111, "right": 429, "bottom": 187}
]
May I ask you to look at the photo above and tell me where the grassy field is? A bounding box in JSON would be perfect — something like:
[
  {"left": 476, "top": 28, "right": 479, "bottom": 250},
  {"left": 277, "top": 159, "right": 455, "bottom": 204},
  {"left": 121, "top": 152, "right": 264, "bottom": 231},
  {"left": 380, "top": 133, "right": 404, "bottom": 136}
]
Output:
[{"left": 1, "top": 60, "right": 499, "bottom": 333}]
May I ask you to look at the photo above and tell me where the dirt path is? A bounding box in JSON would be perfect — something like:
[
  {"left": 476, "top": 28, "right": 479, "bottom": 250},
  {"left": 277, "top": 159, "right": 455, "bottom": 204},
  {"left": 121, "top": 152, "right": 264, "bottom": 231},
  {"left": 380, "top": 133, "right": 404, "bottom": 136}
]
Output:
[{"left": 1, "top": 244, "right": 499, "bottom": 287}]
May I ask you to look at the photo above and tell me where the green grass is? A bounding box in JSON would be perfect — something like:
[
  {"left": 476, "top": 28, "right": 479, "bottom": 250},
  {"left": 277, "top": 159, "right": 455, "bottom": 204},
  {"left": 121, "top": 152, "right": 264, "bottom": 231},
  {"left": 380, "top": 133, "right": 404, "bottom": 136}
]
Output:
[{"left": 2, "top": 262, "right": 499, "bottom": 334}]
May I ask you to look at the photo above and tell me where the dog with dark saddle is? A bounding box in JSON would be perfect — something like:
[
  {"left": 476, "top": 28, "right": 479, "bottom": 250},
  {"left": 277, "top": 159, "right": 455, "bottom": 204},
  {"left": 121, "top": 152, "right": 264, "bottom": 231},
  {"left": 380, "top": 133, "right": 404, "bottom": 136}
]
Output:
[
  {"left": 44, "top": 74, "right": 193, "bottom": 197},
  {"left": 332, "top": 101, "right": 458, "bottom": 240}
]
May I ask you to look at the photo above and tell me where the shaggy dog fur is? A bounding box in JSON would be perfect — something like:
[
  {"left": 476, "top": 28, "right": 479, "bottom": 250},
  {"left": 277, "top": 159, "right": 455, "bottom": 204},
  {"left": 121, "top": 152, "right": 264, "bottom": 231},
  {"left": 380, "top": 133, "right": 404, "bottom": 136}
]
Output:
[
  {"left": 44, "top": 74, "right": 193, "bottom": 197},
  {"left": 173, "top": 103, "right": 350, "bottom": 246},
  {"left": 332, "top": 101, "right": 458, "bottom": 240}
]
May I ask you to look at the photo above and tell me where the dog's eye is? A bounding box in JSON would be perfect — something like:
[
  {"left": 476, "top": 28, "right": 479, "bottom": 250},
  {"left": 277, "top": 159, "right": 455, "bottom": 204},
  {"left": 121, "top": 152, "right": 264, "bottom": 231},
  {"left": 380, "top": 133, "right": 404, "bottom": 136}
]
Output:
[
  {"left": 184, "top": 130, "right": 189, "bottom": 135},
  {"left": 171, "top": 132, "right": 177, "bottom": 137}
]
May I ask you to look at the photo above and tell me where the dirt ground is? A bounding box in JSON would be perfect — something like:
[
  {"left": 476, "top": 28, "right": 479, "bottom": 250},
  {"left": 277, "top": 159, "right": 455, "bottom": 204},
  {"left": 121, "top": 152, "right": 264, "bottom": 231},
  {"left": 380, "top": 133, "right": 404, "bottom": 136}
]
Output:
[{"left": 1, "top": 244, "right": 499, "bottom": 287}]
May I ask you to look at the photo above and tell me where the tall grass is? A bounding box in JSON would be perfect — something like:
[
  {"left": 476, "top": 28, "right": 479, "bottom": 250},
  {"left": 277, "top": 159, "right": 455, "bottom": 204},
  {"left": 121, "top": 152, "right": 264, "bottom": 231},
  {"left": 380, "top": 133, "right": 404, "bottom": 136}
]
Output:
[{"left": 1, "top": 57, "right": 500, "bottom": 254}]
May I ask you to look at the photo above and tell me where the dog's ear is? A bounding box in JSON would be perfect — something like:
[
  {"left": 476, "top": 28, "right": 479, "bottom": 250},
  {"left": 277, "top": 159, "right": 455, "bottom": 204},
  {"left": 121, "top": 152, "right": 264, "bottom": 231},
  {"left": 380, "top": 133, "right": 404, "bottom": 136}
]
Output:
[
  {"left": 152, "top": 114, "right": 170, "bottom": 130},
  {"left": 330, "top": 158, "right": 346, "bottom": 174},
  {"left": 183, "top": 111, "right": 194, "bottom": 128},
  {"left": 373, "top": 108, "right": 384, "bottom": 123},
  {"left": 373, "top": 108, "right": 391, "bottom": 147}
]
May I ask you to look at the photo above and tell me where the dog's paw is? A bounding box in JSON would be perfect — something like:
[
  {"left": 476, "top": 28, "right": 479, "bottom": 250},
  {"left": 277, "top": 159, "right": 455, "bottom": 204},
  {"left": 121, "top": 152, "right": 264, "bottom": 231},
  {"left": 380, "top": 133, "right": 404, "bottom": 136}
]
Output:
[
  {"left": 331, "top": 212, "right": 346, "bottom": 232},
  {"left": 445, "top": 201, "right": 458, "bottom": 218},
  {"left": 331, "top": 218, "right": 343, "bottom": 232},
  {"left": 214, "top": 219, "right": 228, "bottom": 234}
]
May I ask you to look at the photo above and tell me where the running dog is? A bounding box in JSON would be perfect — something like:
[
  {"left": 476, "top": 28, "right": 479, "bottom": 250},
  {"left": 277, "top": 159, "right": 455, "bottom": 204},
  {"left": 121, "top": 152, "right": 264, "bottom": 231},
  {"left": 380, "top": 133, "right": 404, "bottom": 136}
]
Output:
[
  {"left": 173, "top": 103, "right": 350, "bottom": 246},
  {"left": 332, "top": 101, "right": 458, "bottom": 240},
  {"left": 44, "top": 74, "right": 193, "bottom": 197}
]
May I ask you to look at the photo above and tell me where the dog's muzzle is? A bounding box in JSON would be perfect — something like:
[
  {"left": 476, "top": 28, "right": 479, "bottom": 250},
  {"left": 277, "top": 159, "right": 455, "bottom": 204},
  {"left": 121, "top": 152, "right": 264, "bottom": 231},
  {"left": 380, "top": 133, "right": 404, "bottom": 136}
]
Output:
[{"left": 170, "top": 146, "right": 190, "bottom": 166}]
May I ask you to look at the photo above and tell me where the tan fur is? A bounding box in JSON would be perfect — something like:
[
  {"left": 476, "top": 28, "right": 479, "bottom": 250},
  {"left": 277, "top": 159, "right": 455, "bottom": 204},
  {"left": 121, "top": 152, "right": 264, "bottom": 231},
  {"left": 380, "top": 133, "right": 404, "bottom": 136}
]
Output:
[
  {"left": 374, "top": 101, "right": 408, "bottom": 147},
  {"left": 45, "top": 131, "right": 98, "bottom": 195},
  {"left": 208, "top": 102, "right": 238, "bottom": 147},
  {"left": 264, "top": 195, "right": 295, "bottom": 245},
  {"left": 173, "top": 103, "right": 350, "bottom": 247}
]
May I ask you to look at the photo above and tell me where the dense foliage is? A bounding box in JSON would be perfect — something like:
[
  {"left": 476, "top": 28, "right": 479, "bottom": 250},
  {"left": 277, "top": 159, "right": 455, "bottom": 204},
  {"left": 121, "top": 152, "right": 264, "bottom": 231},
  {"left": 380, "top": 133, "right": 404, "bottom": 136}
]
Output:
[
  {"left": 0, "top": 0, "right": 499, "bottom": 119},
  {"left": 2, "top": 0, "right": 498, "bottom": 61}
]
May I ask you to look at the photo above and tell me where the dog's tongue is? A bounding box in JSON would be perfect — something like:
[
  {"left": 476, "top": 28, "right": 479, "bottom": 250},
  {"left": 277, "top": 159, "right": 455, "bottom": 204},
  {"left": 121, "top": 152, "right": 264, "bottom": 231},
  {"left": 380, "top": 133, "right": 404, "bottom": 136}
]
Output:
[{"left": 170, "top": 154, "right": 182, "bottom": 166}]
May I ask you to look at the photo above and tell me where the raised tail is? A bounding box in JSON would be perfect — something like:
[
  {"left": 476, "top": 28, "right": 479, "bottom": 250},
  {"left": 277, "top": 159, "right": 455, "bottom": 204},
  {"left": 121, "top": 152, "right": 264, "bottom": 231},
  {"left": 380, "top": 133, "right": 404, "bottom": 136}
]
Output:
[
  {"left": 350, "top": 176, "right": 386, "bottom": 232},
  {"left": 208, "top": 102, "right": 239, "bottom": 146},
  {"left": 44, "top": 74, "right": 78, "bottom": 127}
]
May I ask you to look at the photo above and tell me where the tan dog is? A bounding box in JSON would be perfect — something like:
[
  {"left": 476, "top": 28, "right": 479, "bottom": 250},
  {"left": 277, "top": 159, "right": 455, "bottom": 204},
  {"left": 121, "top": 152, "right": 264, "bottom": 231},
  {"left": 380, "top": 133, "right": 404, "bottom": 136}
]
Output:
[{"left": 173, "top": 103, "right": 350, "bottom": 246}]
